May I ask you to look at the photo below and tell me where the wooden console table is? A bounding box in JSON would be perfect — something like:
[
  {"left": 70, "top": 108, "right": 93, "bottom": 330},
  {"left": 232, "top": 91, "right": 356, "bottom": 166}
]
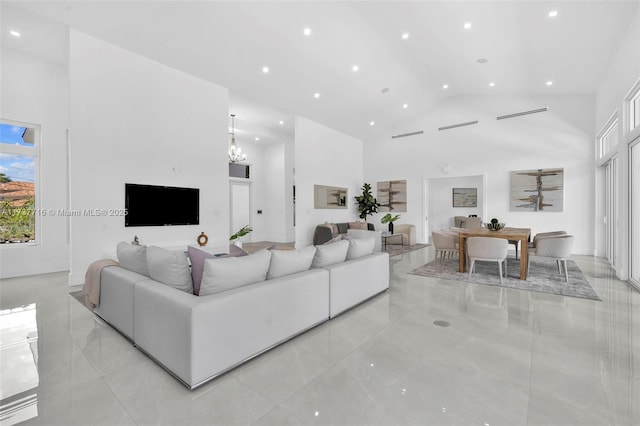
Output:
[{"left": 458, "top": 227, "right": 531, "bottom": 280}]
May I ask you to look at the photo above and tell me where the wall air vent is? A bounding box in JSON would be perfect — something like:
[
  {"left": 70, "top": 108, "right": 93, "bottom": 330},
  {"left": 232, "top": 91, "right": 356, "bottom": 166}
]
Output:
[
  {"left": 391, "top": 130, "right": 424, "bottom": 139},
  {"left": 438, "top": 120, "right": 478, "bottom": 131},
  {"left": 496, "top": 107, "right": 549, "bottom": 120}
]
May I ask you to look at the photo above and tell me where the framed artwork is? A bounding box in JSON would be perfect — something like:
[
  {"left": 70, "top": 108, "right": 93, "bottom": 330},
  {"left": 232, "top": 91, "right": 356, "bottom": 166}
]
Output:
[
  {"left": 452, "top": 188, "right": 477, "bottom": 207},
  {"left": 510, "top": 168, "right": 564, "bottom": 212},
  {"left": 377, "top": 180, "right": 407, "bottom": 212},
  {"left": 314, "top": 185, "right": 347, "bottom": 209}
]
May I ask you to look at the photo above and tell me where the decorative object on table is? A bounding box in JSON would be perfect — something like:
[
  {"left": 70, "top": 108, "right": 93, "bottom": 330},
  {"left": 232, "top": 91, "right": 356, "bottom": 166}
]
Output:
[
  {"left": 230, "top": 225, "right": 252, "bottom": 247},
  {"left": 380, "top": 213, "right": 400, "bottom": 234},
  {"left": 314, "top": 185, "right": 348, "bottom": 209},
  {"left": 132, "top": 235, "right": 140, "bottom": 245},
  {"left": 486, "top": 218, "right": 506, "bottom": 231},
  {"left": 510, "top": 168, "right": 564, "bottom": 212},
  {"left": 228, "top": 114, "right": 246, "bottom": 163},
  {"left": 196, "top": 232, "right": 208, "bottom": 247},
  {"left": 452, "top": 188, "right": 477, "bottom": 207},
  {"left": 354, "top": 183, "right": 380, "bottom": 221},
  {"left": 377, "top": 180, "right": 407, "bottom": 212}
]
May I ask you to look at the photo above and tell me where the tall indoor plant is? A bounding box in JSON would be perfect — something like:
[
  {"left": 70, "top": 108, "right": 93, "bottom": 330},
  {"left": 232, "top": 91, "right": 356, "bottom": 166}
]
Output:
[{"left": 354, "top": 183, "right": 380, "bottom": 222}]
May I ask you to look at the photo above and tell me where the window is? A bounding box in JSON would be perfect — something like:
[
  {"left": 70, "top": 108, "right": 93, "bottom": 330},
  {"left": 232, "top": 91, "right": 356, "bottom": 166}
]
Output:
[
  {"left": 598, "top": 116, "right": 619, "bottom": 159},
  {"left": 0, "top": 120, "right": 38, "bottom": 244}
]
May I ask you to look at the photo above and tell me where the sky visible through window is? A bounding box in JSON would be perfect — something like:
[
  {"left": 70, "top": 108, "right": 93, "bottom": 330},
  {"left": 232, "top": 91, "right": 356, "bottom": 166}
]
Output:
[{"left": 0, "top": 123, "right": 35, "bottom": 183}]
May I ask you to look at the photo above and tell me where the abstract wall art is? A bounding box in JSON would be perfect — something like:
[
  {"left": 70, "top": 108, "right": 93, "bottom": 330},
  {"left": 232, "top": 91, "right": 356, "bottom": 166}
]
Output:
[
  {"left": 510, "top": 168, "right": 564, "bottom": 212},
  {"left": 377, "top": 180, "right": 407, "bottom": 212},
  {"left": 452, "top": 188, "right": 477, "bottom": 207},
  {"left": 314, "top": 185, "right": 348, "bottom": 209}
]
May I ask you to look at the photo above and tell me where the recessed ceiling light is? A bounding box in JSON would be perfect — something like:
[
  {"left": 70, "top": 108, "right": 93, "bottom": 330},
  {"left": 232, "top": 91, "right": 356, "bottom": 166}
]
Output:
[
  {"left": 442, "top": 84, "right": 449, "bottom": 89},
  {"left": 314, "top": 92, "right": 320, "bottom": 98},
  {"left": 303, "top": 28, "right": 311, "bottom": 36},
  {"left": 401, "top": 33, "right": 409, "bottom": 40},
  {"left": 352, "top": 65, "right": 359, "bottom": 72},
  {"left": 464, "top": 22, "right": 472, "bottom": 30},
  {"left": 369, "top": 121, "right": 375, "bottom": 126},
  {"left": 255, "top": 137, "right": 260, "bottom": 141},
  {"left": 546, "top": 81, "right": 553, "bottom": 86},
  {"left": 279, "top": 120, "right": 284, "bottom": 125},
  {"left": 261, "top": 66, "right": 269, "bottom": 74},
  {"left": 549, "top": 10, "right": 558, "bottom": 18},
  {"left": 403, "top": 104, "right": 408, "bottom": 109},
  {"left": 10, "top": 30, "right": 20, "bottom": 37},
  {"left": 489, "top": 82, "right": 495, "bottom": 87}
]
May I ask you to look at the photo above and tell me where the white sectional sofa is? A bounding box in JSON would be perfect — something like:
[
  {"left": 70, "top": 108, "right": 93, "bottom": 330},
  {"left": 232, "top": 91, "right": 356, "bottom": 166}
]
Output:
[{"left": 94, "top": 239, "right": 389, "bottom": 389}]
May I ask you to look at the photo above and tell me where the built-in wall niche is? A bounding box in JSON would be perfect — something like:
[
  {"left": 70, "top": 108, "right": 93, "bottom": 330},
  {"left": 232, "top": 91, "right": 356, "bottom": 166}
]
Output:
[
  {"left": 229, "top": 162, "right": 250, "bottom": 179},
  {"left": 314, "top": 185, "right": 347, "bottom": 209}
]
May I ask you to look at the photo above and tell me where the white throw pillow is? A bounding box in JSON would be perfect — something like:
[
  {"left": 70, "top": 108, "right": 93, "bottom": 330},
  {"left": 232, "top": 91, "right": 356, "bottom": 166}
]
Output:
[
  {"left": 346, "top": 237, "right": 375, "bottom": 260},
  {"left": 146, "top": 246, "right": 193, "bottom": 293},
  {"left": 312, "top": 240, "right": 349, "bottom": 267},
  {"left": 116, "top": 242, "right": 149, "bottom": 276},
  {"left": 267, "top": 246, "right": 316, "bottom": 279},
  {"left": 199, "top": 249, "right": 271, "bottom": 296}
]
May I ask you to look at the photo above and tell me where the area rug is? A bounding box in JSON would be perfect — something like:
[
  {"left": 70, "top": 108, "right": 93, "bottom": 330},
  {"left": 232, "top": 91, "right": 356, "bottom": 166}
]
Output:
[
  {"left": 384, "top": 243, "right": 429, "bottom": 257},
  {"left": 409, "top": 257, "right": 601, "bottom": 301}
]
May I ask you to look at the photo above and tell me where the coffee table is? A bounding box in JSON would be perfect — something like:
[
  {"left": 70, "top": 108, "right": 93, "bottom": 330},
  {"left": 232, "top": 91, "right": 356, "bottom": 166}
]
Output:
[{"left": 382, "top": 233, "right": 403, "bottom": 250}]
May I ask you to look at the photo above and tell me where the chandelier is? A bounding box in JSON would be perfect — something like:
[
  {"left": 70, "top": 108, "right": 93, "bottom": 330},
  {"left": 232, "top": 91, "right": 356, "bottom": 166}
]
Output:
[{"left": 228, "top": 114, "right": 246, "bottom": 163}]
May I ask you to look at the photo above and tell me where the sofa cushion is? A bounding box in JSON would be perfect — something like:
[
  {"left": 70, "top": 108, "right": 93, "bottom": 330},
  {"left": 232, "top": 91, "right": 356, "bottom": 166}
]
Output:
[
  {"left": 117, "top": 242, "right": 149, "bottom": 276},
  {"left": 312, "top": 239, "right": 349, "bottom": 267},
  {"left": 267, "top": 246, "right": 316, "bottom": 279},
  {"left": 336, "top": 223, "right": 348, "bottom": 234},
  {"left": 324, "top": 222, "right": 339, "bottom": 235},
  {"left": 199, "top": 249, "right": 271, "bottom": 296},
  {"left": 348, "top": 221, "right": 367, "bottom": 230},
  {"left": 146, "top": 246, "right": 193, "bottom": 293},
  {"left": 188, "top": 245, "right": 248, "bottom": 295},
  {"left": 346, "top": 237, "right": 375, "bottom": 260}
]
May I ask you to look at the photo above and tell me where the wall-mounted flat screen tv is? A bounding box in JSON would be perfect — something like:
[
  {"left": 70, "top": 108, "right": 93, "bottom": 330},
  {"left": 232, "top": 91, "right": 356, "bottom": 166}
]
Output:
[{"left": 125, "top": 183, "right": 199, "bottom": 227}]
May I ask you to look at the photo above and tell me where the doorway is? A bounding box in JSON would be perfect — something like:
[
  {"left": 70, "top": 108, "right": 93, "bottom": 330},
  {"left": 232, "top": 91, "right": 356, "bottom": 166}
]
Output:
[{"left": 230, "top": 181, "right": 252, "bottom": 242}]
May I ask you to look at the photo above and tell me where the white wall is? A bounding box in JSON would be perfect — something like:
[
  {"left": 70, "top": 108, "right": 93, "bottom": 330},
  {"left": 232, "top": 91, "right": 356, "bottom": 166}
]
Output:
[
  {"left": 68, "top": 30, "right": 229, "bottom": 284},
  {"left": 594, "top": 6, "right": 640, "bottom": 280},
  {"left": 364, "top": 95, "right": 596, "bottom": 255},
  {"left": 427, "top": 175, "right": 484, "bottom": 234},
  {"left": 0, "top": 47, "right": 70, "bottom": 278},
  {"left": 294, "top": 116, "right": 363, "bottom": 247}
]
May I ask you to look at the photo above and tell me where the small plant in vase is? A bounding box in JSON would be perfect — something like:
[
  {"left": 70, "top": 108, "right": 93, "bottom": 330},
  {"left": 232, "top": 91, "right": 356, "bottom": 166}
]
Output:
[
  {"left": 487, "top": 218, "right": 505, "bottom": 231},
  {"left": 381, "top": 213, "right": 400, "bottom": 234},
  {"left": 230, "top": 225, "right": 253, "bottom": 247}
]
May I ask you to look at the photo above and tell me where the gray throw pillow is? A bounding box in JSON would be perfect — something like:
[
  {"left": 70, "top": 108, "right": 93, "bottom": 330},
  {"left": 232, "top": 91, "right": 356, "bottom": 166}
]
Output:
[
  {"left": 146, "top": 246, "right": 193, "bottom": 293},
  {"left": 199, "top": 249, "right": 271, "bottom": 296},
  {"left": 116, "top": 242, "right": 149, "bottom": 276},
  {"left": 267, "top": 246, "right": 316, "bottom": 279}
]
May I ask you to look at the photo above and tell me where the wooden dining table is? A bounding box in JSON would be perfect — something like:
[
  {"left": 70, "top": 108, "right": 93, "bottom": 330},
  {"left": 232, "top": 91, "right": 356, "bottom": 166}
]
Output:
[{"left": 458, "top": 227, "right": 532, "bottom": 280}]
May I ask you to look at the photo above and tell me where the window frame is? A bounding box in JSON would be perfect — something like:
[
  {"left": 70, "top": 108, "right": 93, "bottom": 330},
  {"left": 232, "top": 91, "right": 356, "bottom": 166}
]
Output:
[
  {"left": 0, "top": 118, "right": 40, "bottom": 246},
  {"left": 596, "top": 111, "right": 619, "bottom": 166}
]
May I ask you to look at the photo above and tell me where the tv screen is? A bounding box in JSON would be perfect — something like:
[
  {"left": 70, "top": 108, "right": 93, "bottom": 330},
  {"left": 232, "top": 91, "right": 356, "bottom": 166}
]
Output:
[{"left": 125, "top": 183, "right": 199, "bottom": 227}]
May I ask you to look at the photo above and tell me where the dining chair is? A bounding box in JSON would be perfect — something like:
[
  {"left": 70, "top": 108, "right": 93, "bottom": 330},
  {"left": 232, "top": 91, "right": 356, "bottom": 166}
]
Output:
[
  {"left": 528, "top": 231, "right": 568, "bottom": 248},
  {"left": 527, "top": 235, "right": 574, "bottom": 282},
  {"left": 467, "top": 237, "right": 508, "bottom": 284},
  {"left": 432, "top": 230, "right": 458, "bottom": 263}
]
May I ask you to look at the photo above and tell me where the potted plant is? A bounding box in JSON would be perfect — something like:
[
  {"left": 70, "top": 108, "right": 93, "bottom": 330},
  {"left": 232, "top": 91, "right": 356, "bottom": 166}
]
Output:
[
  {"left": 354, "top": 183, "right": 380, "bottom": 222},
  {"left": 230, "top": 225, "right": 253, "bottom": 247},
  {"left": 381, "top": 213, "right": 400, "bottom": 234}
]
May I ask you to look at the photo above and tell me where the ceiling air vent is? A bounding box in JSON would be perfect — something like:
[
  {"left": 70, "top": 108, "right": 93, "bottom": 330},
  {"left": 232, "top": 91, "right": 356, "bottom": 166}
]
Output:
[
  {"left": 496, "top": 107, "right": 549, "bottom": 120},
  {"left": 438, "top": 120, "right": 478, "bottom": 131},
  {"left": 391, "top": 130, "right": 424, "bottom": 139}
]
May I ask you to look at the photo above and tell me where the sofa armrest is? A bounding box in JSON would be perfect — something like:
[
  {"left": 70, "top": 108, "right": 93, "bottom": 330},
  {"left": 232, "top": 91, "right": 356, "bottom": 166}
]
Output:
[{"left": 313, "top": 225, "right": 333, "bottom": 245}]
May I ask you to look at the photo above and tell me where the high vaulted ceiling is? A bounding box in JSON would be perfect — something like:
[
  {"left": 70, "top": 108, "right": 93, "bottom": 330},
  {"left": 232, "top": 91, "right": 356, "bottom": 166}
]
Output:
[{"left": 3, "top": 1, "right": 639, "bottom": 141}]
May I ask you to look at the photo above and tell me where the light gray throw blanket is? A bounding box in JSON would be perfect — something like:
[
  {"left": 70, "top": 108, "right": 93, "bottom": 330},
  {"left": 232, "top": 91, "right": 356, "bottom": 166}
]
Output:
[{"left": 82, "top": 259, "right": 119, "bottom": 310}]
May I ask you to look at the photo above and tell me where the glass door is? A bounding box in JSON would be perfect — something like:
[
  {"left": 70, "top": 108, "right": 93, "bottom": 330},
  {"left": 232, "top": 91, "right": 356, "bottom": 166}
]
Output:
[
  {"left": 604, "top": 157, "right": 618, "bottom": 266},
  {"left": 631, "top": 138, "right": 640, "bottom": 285}
]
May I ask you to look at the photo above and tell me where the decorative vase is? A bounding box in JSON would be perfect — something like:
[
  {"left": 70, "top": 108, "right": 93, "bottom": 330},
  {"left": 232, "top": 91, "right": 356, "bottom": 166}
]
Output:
[
  {"left": 388, "top": 221, "right": 394, "bottom": 234},
  {"left": 197, "top": 232, "right": 208, "bottom": 246}
]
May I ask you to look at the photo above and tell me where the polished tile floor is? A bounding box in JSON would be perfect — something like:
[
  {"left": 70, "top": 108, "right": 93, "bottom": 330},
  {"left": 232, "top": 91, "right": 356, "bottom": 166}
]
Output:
[{"left": 1, "top": 248, "right": 638, "bottom": 425}]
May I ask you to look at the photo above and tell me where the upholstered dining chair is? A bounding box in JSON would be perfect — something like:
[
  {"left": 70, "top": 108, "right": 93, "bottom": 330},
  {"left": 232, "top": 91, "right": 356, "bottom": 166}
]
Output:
[
  {"left": 527, "top": 235, "right": 574, "bottom": 282},
  {"left": 432, "top": 230, "right": 459, "bottom": 263},
  {"left": 528, "top": 231, "right": 568, "bottom": 248},
  {"left": 467, "top": 237, "right": 508, "bottom": 284}
]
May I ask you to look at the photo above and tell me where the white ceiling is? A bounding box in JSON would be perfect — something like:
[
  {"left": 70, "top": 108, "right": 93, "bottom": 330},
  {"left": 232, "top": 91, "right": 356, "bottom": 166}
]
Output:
[{"left": 2, "top": 1, "right": 639, "bottom": 141}]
